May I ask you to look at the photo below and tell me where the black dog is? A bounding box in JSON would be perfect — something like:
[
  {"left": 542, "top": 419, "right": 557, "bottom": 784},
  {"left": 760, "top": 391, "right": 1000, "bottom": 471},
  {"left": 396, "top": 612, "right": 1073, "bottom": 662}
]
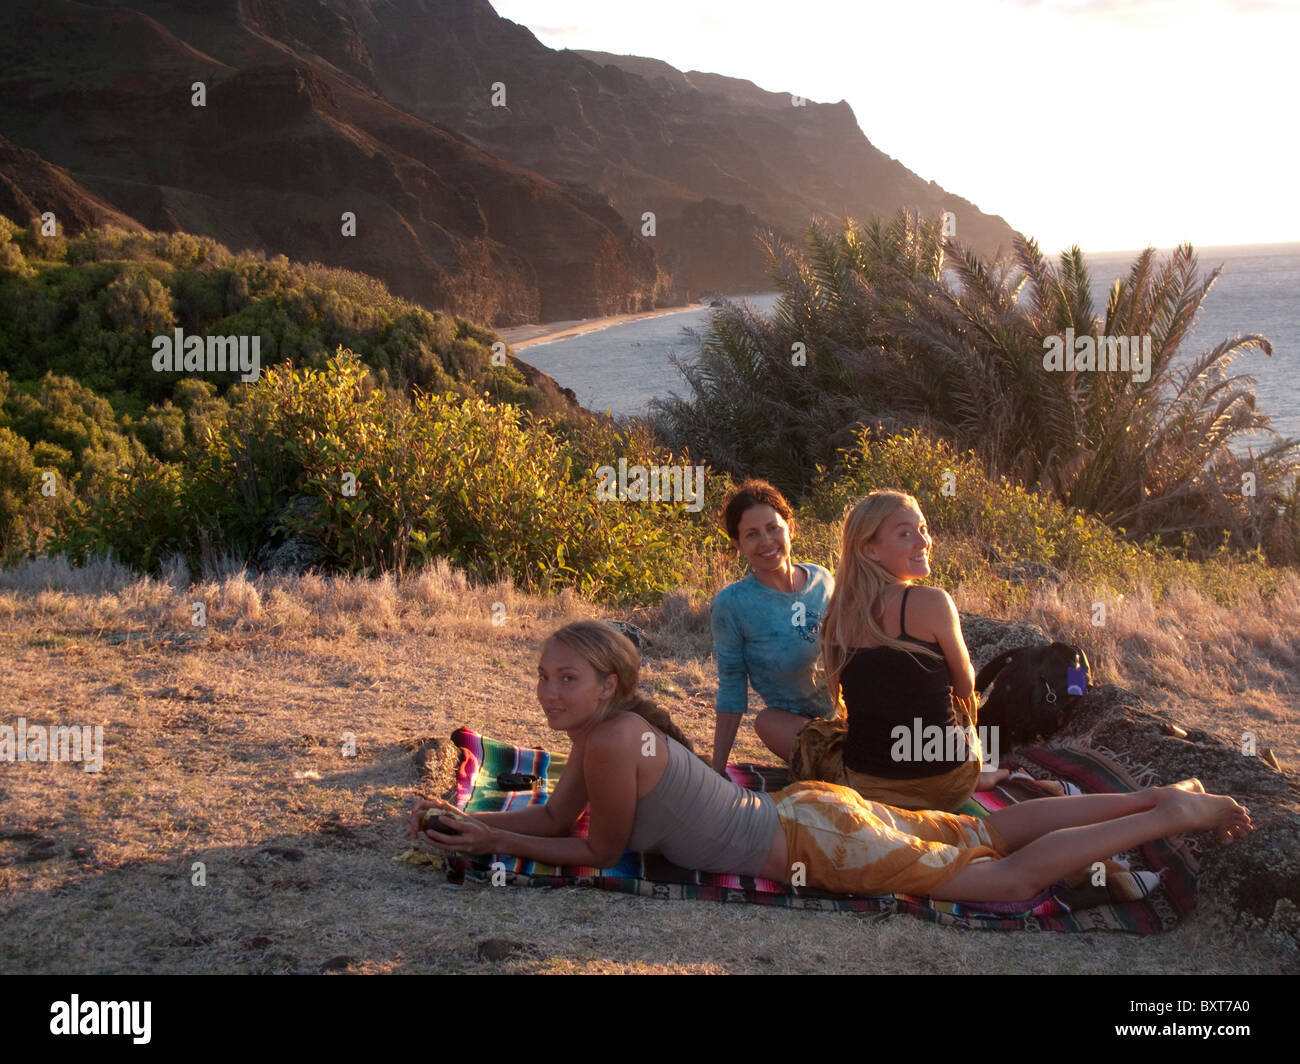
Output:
[{"left": 974, "top": 642, "right": 1090, "bottom": 748}]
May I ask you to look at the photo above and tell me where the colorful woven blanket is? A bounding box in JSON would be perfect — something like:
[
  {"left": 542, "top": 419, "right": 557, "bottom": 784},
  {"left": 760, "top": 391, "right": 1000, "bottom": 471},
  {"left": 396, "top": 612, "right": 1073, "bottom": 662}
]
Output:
[{"left": 424, "top": 728, "right": 1198, "bottom": 932}]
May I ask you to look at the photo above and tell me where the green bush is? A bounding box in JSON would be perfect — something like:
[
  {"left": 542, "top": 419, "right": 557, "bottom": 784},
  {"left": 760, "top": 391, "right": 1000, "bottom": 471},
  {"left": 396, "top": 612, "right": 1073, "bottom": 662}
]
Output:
[
  {"left": 0, "top": 214, "right": 540, "bottom": 412},
  {"left": 808, "top": 428, "right": 1148, "bottom": 588},
  {"left": 47, "top": 440, "right": 191, "bottom": 572},
  {"left": 0, "top": 426, "right": 44, "bottom": 563},
  {"left": 194, "top": 349, "right": 720, "bottom": 601}
]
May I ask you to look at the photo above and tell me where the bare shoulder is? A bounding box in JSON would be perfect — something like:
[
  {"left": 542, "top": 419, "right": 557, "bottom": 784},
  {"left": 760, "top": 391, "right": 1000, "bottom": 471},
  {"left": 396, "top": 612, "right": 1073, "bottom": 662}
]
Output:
[
  {"left": 907, "top": 584, "right": 955, "bottom": 609},
  {"left": 906, "top": 585, "right": 959, "bottom": 635},
  {"left": 585, "top": 713, "right": 651, "bottom": 757}
]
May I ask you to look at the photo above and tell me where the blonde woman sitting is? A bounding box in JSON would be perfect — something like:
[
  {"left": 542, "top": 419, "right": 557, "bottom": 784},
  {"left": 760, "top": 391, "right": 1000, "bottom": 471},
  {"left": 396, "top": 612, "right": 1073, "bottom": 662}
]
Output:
[{"left": 794, "top": 490, "right": 1008, "bottom": 812}]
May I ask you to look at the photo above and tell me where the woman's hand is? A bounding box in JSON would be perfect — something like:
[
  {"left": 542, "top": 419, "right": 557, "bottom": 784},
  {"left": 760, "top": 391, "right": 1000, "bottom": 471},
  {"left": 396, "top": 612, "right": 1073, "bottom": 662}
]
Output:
[{"left": 405, "top": 797, "right": 498, "bottom": 856}]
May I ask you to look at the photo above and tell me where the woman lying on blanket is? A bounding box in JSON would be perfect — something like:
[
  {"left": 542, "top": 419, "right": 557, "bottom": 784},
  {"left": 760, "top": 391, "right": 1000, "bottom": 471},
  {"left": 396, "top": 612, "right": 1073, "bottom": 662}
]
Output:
[
  {"left": 793, "top": 490, "right": 1008, "bottom": 813},
  {"left": 406, "top": 621, "right": 1252, "bottom": 902}
]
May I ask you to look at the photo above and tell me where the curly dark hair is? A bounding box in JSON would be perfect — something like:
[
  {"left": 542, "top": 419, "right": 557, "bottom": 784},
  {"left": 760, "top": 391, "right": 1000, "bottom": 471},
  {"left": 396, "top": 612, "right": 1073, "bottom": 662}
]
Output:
[{"left": 720, "top": 478, "right": 796, "bottom": 541}]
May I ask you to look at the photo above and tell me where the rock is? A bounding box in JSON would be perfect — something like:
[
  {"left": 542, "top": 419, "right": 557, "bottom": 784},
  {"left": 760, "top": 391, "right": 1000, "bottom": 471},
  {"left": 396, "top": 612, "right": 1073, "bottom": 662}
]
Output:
[
  {"left": 319, "top": 955, "right": 353, "bottom": 972},
  {"left": 476, "top": 938, "right": 538, "bottom": 962},
  {"left": 251, "top": 497, "right": 328, "bottom": 576},
  {"left": 507, "top": 353, "right": 581, "bottom": 413},
  {"left": 959, "top": 612, "right": 1051, "bottom": 668},
  {"left": 412, "top": 736, "right": 461, "bottom": 788},
  {"left": 607, "top": 620, "right": 649, "bottom": 651},
  {"left": 1053, "top": 684, "right": 1300, "bottom": 948},
  {"left": 997, "top": 560, "right": 1066, "bottom": 587}
]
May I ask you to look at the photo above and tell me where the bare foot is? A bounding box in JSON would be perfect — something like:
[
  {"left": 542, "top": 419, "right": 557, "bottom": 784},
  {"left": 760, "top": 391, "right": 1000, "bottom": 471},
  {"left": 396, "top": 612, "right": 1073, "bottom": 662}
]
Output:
[{"left": 1155, "top": 783, "right": 1252, "bottom": 843}]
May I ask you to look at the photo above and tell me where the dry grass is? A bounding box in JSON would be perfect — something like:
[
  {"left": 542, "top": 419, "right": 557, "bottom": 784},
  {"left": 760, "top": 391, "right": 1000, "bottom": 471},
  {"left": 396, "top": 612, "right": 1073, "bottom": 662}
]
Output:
[
  {"left": 0, "top": 556, "right": 1296, "bottom": 974},
  {"left": 1009, "top": 573, "right": 1300, "bottom": 769}
]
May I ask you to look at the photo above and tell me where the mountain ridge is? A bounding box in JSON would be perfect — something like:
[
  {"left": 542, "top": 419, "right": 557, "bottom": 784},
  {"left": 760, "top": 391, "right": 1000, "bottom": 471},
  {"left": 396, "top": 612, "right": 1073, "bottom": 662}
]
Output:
[{"left": 0, "top": 0, "right": 1019, "bottom": 326}]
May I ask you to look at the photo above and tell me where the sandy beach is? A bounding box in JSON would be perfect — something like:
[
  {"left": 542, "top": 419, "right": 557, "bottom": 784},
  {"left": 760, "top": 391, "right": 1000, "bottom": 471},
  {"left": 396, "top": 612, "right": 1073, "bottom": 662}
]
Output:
[{"left": 496, "top": 303, "right": 710, "bottom": 350}]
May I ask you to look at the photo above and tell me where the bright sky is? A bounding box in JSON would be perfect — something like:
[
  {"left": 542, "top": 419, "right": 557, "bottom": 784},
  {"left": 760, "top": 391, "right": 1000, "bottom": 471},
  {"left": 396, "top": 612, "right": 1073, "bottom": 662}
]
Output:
[{"left": 491, "top": 0, "right": 1300, "bottom": 253}]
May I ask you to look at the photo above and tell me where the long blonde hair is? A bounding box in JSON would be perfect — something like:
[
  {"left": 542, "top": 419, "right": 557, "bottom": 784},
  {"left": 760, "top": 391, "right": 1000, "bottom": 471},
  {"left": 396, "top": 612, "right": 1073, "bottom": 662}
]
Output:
[
  {"left": 547, "top": 621, "right": 698, "bottom": 752},
  {"left": 820, "top": 491, "right": 945, "bottom": 715}
]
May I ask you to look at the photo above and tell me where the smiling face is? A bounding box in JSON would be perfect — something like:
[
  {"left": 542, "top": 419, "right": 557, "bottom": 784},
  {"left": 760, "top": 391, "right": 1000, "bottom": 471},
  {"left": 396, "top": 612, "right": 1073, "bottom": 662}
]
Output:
[
  {"left": 733, "top": 503, "right": 794, "bottom": 576},
  {"left": 536, "top": 637, "right": 618, "bottom": 735},
  {"left": 863, "top": 504, "right": 932, "bottom": 581}
]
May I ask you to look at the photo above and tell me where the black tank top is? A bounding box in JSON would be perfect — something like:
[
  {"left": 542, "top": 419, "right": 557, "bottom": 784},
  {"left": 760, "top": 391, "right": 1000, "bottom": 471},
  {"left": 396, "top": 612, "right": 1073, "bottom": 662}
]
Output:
[{"left": 840, "top": 586, "right": 961, "bottom": 779}]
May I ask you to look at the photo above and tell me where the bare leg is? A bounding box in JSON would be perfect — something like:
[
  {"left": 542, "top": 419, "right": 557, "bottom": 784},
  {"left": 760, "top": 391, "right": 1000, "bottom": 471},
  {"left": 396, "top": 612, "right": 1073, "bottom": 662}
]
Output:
[
  {"left": 754, "top": 708, "right": 810, "bottom": 763},
  {"left": 977, "top": 768, "right": 1011, "bottom": 789},
  {"left": 986, "top": 789, "right": 1159, "bottom": 852},
  {"left": 933, "top": 781, "right": 1251, "bottom": 902}
]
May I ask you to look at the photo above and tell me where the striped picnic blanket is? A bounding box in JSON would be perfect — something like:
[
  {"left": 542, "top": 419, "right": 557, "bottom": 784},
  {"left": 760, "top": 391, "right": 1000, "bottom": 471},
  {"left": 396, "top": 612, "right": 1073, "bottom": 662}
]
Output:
[{"left": 428, "top": 728, "right": 1198, "bottom": 932}]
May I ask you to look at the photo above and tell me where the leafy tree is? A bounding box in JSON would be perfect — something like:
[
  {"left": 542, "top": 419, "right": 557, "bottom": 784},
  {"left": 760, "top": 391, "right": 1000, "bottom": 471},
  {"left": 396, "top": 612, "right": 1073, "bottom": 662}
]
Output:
[{"left": 654, "top": 210, "right": 1300, "bottom": 561}]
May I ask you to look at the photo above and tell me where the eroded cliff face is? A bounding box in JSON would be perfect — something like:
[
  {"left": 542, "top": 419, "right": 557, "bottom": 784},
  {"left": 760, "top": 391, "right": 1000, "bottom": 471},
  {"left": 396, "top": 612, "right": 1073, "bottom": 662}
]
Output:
[
  {"left": 0, "top": 136, "right": 146, "bottom": 235},
  {"left": 0, "top": 0, "right": 667, "bottom": 323},
  {"left": 0, "top": 0, "right": 1018, "bottom": 326},
  {"left": 354, "top": 1, "right": 1018, "bottom": 299}
]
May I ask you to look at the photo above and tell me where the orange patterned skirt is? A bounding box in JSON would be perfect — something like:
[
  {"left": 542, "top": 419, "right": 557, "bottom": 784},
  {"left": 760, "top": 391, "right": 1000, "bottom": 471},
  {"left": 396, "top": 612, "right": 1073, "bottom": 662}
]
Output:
[{"left": 770, "top": 780, "right": 1007, "bottom": 897}]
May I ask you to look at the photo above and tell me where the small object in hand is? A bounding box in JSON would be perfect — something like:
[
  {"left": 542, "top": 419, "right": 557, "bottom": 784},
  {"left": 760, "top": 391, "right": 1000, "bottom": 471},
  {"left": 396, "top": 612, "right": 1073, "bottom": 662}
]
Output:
[
  {"left": 498, "top": 772, "right": 540, "bottom": 791},
  {"left": 422, "top": 812, "right": 462, "bottom": 834}
]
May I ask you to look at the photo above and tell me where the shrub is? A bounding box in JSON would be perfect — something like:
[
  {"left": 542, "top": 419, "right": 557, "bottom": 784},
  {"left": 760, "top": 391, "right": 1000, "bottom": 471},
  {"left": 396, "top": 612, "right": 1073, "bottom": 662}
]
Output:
[
  {"left": 192, "top": 349, "right": 721, "bottom": 602},
  {"left": 46, "top": 440, "right": 191, "bottom": 572},
  {"left": 809, "top": 428, "right": 1148, "bottom": 590}
]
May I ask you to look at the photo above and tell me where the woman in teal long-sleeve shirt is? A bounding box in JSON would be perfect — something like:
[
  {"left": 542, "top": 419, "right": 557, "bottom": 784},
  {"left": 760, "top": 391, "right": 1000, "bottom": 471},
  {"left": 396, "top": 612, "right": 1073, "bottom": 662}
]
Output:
[{"left": 710, "top": 480, "right": 835, "bottom": 773}]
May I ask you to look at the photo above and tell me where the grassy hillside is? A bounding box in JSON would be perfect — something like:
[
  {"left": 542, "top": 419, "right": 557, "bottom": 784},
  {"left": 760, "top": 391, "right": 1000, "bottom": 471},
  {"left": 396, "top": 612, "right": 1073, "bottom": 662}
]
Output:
[
  {"left": 0, "top": 216, "right": 682, "bottom": 581},
  {"left": 3, "top": 214, "right": 1297, "bottom": 972},
  {"left": 1, "top": 214, "right": 1294, "bottom": 620},
  {"left": 0, "top": 556, "right": 1294, "bottom": 973}
]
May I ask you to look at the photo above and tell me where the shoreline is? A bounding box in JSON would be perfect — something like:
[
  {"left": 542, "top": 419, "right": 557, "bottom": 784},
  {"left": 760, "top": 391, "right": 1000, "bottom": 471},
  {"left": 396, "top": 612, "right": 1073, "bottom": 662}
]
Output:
[{"left": 495, "top": 303, "right": 709, "bottom": 350}]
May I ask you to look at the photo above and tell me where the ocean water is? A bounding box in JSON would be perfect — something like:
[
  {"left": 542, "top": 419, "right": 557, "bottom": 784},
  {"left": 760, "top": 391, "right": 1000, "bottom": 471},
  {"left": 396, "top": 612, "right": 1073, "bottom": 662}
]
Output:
[
  {"left": 517, "top": 296, "right": 779, "bottom": 419},
  {"left": 1084, "top": 243, "right": 1300, "bottom": 449},
  {"left": 520, "top": 243, "right": 1299, "bottom": 448}
]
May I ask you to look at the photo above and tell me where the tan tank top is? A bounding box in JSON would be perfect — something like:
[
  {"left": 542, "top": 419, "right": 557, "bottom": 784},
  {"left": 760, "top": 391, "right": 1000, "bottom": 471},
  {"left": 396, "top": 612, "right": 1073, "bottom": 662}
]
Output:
[{"left": 625, "top": 735, "right": 777, "bottom": 874}]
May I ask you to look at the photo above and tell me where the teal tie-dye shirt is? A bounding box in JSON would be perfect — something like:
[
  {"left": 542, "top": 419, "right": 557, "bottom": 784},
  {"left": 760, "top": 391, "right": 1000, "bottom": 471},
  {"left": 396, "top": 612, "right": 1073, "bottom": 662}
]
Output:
[{"left": 710, "top": 563, "right": 834, "bottom": 718}]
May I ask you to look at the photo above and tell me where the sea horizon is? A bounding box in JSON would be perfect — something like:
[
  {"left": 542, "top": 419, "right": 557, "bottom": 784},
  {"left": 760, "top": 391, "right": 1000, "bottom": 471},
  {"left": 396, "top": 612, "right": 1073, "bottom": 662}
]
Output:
[{"left": 1052, "top": 239, "right": 1300, "bottom": 256}]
